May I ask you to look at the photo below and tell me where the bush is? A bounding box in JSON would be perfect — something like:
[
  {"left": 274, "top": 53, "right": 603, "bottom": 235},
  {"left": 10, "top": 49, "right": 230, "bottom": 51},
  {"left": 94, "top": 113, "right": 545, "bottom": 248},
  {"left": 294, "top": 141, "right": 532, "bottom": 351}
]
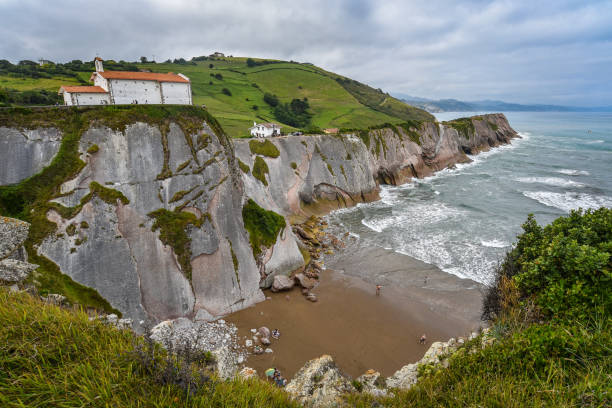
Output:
[
  {"left": 273, "top": 98, "right": 312, "bottom": 128},
  {"left": 221, "top": 88, "right": 232, "bottom": 96},
  {"left": 486, "top": 208, "right": 611, "bottom": 322}
]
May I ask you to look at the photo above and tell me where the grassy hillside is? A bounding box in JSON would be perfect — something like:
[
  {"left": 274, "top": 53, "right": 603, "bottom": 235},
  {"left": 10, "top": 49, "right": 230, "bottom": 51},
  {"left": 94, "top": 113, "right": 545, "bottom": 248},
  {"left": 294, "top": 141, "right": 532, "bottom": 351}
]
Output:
[
  {"left": 0, "top": 289, "right": 299, "bottom": 408},
  {"left": 0, "top": 57, "right": 434, "bottom": 137}
]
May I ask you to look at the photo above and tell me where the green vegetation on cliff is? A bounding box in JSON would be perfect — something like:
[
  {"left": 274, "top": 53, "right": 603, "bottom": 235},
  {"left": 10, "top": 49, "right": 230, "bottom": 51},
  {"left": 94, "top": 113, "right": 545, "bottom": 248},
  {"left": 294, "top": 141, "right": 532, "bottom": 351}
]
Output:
[
  {"left": 148, "top": 208, "right": 204, "bottom": 281},
  {"left": 249, "top": 139, "right": 280, "bottom": 158},
  {"left": 241, "top": 199, "right": 286, "bottom": 257},
  {"left": 0, "top": 105, "right": 228, "bottom": 312},
  {"left": 0, "top": 289, "right": 299, "bottom": 408},
  {"left": 350, "top": 208, "right": 611, "bottom": 407},
  {"left": 252, "top": 156, "right": 270, "bottom": 186}
]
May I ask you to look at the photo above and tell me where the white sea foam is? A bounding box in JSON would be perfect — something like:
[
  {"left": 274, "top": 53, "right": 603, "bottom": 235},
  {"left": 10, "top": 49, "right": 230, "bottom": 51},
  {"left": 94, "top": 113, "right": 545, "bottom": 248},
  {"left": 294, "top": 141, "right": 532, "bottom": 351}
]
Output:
[
  {"left": 515, "top": 177, "right": 585, "bottom": 187},
  {"left": 480, "top": 239, "right": 509, "bottom": 248},
  {"left": 523, "top": 191, "right": 612, "bottom": 212},
  {"left": 585, "top": 139, "right": 604, "bottom": 144},
  {"left": 557, "top": 169, "right": 590, "bottom": 176}
]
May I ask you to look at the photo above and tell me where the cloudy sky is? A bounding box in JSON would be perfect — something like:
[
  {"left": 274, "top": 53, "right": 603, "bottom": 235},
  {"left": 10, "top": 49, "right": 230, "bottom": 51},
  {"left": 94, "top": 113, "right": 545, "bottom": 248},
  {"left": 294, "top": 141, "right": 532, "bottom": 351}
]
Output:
[{"left": 1, "top": 0, "right": 610, "bottom": 106}]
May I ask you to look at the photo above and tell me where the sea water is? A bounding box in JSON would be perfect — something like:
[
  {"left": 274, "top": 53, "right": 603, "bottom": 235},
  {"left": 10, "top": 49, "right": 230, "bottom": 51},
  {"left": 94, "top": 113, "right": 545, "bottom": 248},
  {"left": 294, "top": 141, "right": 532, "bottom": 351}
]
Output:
[{"left": 327, "top": 112, "right": 612, "bottom": 284}]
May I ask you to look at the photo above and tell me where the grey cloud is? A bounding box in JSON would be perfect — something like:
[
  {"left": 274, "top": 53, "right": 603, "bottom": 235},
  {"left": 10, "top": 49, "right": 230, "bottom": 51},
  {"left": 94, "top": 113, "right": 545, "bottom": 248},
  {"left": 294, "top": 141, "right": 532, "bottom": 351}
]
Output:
[{"left": 0, "top": 0, "right": 610, "bottom": 106}]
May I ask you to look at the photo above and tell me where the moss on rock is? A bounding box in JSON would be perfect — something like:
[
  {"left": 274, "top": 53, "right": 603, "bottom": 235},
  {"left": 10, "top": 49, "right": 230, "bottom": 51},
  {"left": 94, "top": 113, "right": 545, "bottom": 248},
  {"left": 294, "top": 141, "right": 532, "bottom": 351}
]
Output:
[
  {"left": 249, "top": 139, "right": 280, "bottom": 158},
  {"left": 252, "top": 156, "right": 269, "bottom": 186}
]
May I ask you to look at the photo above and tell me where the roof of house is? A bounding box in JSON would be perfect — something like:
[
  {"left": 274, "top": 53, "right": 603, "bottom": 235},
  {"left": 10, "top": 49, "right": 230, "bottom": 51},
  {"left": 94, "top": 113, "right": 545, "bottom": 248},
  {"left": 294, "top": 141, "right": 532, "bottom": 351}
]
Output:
[
  {"left": 59, "top": 86, "right": 108, "bottom": 94},
  {"left": 253, "top": 123, "right": 280, "bottom": 129},
  {"left": 91, "top": 71, "right": 189, "bottom": 83}
]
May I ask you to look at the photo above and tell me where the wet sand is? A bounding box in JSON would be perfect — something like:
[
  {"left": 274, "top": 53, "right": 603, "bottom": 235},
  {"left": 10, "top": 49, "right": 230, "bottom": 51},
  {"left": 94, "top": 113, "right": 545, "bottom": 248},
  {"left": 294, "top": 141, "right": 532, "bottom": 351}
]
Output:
[{"left": 226, "top": 246, "right": 484, "bottom": 379}]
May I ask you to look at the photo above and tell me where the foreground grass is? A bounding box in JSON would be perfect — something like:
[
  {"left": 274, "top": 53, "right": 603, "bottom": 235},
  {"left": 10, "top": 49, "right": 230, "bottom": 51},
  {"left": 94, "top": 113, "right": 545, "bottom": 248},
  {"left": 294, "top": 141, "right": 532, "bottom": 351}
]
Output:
[{"left": 0, "top": 289, "right": 299, "bottom": 408}]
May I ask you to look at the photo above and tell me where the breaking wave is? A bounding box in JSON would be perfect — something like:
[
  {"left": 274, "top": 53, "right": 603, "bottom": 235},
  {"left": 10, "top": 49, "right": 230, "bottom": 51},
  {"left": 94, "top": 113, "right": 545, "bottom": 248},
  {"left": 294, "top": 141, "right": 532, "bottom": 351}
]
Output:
[{"left": 523, "top": 191, "right": 612, "bottom": 212}]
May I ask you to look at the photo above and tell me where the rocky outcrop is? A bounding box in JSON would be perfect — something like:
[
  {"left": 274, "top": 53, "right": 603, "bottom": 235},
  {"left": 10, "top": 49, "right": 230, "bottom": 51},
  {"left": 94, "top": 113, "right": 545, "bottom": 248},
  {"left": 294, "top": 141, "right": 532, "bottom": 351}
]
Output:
[
  {"left": 0, "top": 217, "right": 38, "bottom": 285},
  {"left": 285, "top": 354, "right": 356, "bottom": 407}
]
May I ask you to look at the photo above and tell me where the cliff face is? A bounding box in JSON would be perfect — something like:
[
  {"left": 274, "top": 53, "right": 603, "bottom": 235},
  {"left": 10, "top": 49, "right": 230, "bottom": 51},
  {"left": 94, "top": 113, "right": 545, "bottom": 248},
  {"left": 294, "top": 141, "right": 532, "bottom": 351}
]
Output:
[
  {"left": 0, "top": 108, "right": 517, "bottom": 324},
  {"left": 235, "top": 113, "right": 517, "bottom": 215}
]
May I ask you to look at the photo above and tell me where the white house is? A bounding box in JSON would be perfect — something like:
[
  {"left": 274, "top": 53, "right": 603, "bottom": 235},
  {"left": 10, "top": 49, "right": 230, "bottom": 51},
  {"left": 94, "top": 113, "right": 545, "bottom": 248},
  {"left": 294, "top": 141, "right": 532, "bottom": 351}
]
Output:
[
  {"left": 58, "top": 58, "right": 192, "bottom": 106},
  {"left": 249, "top": 122, "right": 281, "bottom": 138}
]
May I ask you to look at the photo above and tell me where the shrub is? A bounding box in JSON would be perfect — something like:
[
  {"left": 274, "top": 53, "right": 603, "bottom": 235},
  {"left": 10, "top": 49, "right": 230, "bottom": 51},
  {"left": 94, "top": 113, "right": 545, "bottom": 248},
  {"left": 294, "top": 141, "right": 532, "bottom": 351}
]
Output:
[
  {"left": 273, "top": 98, "right": 312, "bottom": 128},
  {"left": 221, "top": 88, "right": 231, "bottom": 96},
  {"left": 249, "top": 139, "right": 280, "bottom": 158}
]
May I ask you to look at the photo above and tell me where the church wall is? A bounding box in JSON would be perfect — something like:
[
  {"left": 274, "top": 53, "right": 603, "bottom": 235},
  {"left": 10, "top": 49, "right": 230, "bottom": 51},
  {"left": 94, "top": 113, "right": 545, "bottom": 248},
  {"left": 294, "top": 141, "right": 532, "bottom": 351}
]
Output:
[
  {"left": 109, "top": 79, "right": 162, "bottom": 104},
  {"left": 73, "top": 92, "right": 111, "bottom": 105},
  {"left": 160, "top": 82, "right": 191, "bottom": 104}
]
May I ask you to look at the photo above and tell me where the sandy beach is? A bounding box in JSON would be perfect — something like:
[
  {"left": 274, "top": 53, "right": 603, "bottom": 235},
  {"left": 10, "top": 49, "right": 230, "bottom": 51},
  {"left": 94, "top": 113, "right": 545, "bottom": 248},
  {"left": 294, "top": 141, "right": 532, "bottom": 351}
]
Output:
[{"left": 226, "top": 245, "right": 484, "bottom": 379}]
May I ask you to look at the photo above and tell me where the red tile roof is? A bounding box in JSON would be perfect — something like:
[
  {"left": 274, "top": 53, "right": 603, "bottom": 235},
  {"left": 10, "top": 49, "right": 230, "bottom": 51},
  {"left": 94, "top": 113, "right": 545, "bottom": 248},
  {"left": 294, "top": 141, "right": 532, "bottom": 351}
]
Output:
[
  {"left": 93, "top": 71, "right": 189, "bottom": 83},
  {"left": 59, "top": 86, "right": 108, "bottom": 94}
]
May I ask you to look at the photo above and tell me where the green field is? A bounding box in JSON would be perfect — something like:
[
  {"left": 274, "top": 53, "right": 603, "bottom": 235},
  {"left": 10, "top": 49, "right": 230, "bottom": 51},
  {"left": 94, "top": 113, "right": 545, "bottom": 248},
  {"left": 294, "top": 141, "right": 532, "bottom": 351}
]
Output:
[{"left": 1, "top": 56, "right": 434, "bottom": 137}]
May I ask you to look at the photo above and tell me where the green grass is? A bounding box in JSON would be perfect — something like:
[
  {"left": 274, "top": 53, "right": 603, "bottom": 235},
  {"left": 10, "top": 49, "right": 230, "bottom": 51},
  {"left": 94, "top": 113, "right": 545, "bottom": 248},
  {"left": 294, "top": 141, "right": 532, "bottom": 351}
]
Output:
[
  {"left": 442, "top": 117, "right": 475, "bottom": 139},
  {"left": 0, "top": 105, "right": 228, "bottom": 312},
  {"left": 241, "top": 199, "right": 286, "bottom": 257},
  {"left": 0, "top": 289, "right": 300, "bottom": 408}
]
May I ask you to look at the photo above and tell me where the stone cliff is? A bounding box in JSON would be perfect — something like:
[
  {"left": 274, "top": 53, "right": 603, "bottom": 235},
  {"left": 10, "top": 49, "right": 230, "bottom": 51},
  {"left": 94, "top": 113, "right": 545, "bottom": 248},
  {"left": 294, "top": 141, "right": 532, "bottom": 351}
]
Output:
[{"left": 0, "top": 107, "right": 517, "bottom": 325}]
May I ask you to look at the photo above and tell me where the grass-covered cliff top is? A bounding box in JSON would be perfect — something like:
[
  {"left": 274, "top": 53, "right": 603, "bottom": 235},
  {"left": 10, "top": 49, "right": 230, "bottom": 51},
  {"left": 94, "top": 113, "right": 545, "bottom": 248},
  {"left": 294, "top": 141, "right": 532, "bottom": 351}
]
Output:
[
  {"left": 1, "top": 56, "right": 434, "bottom": 137},
  {"left": 0, "top": 289, "right": 299, "bottom": 408}
]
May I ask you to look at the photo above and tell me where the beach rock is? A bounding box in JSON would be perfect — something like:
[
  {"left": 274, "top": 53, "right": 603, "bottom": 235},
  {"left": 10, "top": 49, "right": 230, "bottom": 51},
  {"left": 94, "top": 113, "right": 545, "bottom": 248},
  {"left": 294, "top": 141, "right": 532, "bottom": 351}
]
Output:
[
  {"left": 386, "top": 363, "right": 418, "bottom": 389},
  {"left": 253, "top": 346, "right": 264, "bottom": 355},
  {"left": 271, "top": 274, "right": 294, "bottom": 292},
  {"left": 260, "top": 337, "right": 271, "bottom": 346},
  {"left": 238, "top": 367, "right": 257, "bottom": 380},
  {"left": 257, "top": 326, "right": 271, "bottom": 338},
  {"left": 194, "top": 309, "right": 214, "bottom": 322},
  {"left": 245, "top": 339, "right": 253, "bottom": 347},
  {"left": 0, "top": 259, "right": 38, "bottom": 284},
  {"left": 306, "top": 293, "right": 318, "bottom": 302},
  {"left": 294, "top": 273, "right": 317, "bottom": 289},
  {"left": 356, "top": 369, "right": 388, "bottom": 397},
  {"left": 264, "top": 348, "right": 273, "bottom": 353},
  {"left": 286, "top": 355, "right": 355, "bottom": 407}
]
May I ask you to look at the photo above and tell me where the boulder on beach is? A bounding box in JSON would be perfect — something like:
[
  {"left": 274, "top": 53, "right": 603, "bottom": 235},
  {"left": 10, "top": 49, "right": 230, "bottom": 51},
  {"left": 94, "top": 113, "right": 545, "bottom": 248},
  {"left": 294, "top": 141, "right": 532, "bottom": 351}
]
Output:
[
  {"left": 271, "top": 274, "right": 294, "bottom": 292},
  {"left": 257, "top": 326, "right": 270, "bottom": 338},
  {"left": 294, "top": 273, "right": 317, "bottom": 289},
  {"left": 306, "top": 293, "right": 318, "bottom": 302}
]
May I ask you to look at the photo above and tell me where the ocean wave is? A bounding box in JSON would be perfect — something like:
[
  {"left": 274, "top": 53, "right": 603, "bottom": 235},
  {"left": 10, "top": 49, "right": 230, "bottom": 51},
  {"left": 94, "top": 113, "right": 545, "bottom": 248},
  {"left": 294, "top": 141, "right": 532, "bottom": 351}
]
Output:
[
  {"left": 585, "top": 139, "right": 604, "bottom": 144},
  {"left": 515, "top": 177, "right": 585, "bottom": 187},
  {"left": 480, "top": 239, "right": 509, "bottom": 248},
  {"left": 523, "top": 191, "right": 612, "bottom": 212},
  {"left": 557, "top": 169, "right": 590, "bottom": 176}
]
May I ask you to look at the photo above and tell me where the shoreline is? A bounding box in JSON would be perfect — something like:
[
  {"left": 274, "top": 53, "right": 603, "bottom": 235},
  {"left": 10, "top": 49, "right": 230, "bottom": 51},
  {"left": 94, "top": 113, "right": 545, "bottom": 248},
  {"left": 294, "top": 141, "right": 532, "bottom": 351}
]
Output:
[{"left": 226, "top": 244, "right": 484, "bottom": 379}]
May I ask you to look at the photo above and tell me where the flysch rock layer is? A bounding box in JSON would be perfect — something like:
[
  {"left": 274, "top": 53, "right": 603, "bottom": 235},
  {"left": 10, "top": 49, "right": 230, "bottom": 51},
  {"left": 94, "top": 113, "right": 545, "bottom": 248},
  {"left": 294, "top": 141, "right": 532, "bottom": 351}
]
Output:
[{"left": 0, "top": 111, "right": 517, "bottom": 327}]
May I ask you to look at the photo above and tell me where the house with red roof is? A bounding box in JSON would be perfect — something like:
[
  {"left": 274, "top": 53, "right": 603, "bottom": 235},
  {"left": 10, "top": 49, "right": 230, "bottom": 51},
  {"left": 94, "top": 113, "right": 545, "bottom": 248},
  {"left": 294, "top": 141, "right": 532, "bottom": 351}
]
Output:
[{"left": 58, "top": 58, "right": 192, "bottom": 106}]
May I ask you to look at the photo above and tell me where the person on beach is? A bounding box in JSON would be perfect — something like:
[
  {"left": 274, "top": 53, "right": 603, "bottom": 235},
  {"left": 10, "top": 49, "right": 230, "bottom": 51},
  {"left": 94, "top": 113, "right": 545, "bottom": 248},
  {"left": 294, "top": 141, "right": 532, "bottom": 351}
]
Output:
[
  {"left": 376, "top": 285, "right": 382, "bottom": 296},
  {"left": 419, "top": 334, "right": 427, "bottom": 345}
]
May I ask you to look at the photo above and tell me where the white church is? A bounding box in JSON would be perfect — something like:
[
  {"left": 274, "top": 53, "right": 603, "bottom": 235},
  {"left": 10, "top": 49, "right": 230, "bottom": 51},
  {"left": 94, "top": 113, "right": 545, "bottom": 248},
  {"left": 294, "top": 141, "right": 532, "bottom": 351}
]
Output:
[{"left": 59, "top": 58, "right": 192, "bottom": 106}]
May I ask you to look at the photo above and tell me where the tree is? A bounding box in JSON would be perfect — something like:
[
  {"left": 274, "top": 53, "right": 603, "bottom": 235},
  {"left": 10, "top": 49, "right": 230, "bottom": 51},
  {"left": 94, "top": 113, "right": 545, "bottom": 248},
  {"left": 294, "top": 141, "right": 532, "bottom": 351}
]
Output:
[
  {"left": 221, "top": 88, "right": 232, "bottom": 96},
  {"left": 140, "top": 56, "right": 148, "bottom": 63},
  {"left": 246, "top": 58, "right": 257, "bottom": 67},
  {"left": 209, "top": 63, "right": 213, "bottom": 68}
]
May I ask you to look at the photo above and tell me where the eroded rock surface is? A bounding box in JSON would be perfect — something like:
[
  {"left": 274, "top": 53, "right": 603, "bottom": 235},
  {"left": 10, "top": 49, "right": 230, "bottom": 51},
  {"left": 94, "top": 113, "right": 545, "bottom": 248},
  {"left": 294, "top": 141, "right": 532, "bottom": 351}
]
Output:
[{"left": 0, "top": 217, "right": 38, "bottom": 285}]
